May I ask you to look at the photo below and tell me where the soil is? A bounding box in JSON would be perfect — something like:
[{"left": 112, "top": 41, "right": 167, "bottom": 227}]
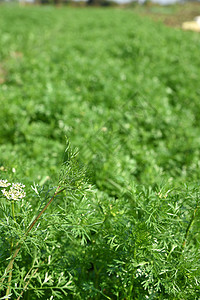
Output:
[{"left": 131, "top": 2, "right": 200, "bottom": 29}]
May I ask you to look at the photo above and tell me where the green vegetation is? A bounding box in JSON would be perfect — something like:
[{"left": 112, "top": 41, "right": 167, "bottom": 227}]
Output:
[{"left": 0, "top": 5, "right": 200, "bottom": 299}]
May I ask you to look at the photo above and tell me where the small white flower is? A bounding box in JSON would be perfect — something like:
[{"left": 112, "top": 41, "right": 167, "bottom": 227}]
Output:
[
  {"left": 0, "top": 179, "right": 11, "bottom": 187},
  {"left": 12, "top": 183, "right": 25, "bottom": 190},
  {"left": 1, "top": 181, "right": 26, "bottom": 201},
  {"left": 1, "top": 189, "right": 8, "bottom": 196}
]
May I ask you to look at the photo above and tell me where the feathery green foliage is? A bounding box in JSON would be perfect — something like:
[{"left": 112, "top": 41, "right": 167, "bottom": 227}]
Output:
[{"left": 0, "top": 5, "right": 200, "bottom": 299}]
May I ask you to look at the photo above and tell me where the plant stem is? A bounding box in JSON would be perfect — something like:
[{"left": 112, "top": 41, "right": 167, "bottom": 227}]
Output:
[
  {"left": 5, "top": 201, "right": 16, "bottom": 297},
  {"left": 26, "top": 185, "right": 63, "bottom": 235},
  {"left": 5, "top": 261, "right": 13, "bottom": 298},
  {"left": 16, "top": 267, "right": 39, "bottom": 300},
  {"left": 0, "top": 185, "right": 64, "bottom": 290},
  {"left": 11, "top": 200, "right": 16, "bottom": 223},
  {"left": 182, "top": 200, "right": 199, "bottom": 251}
]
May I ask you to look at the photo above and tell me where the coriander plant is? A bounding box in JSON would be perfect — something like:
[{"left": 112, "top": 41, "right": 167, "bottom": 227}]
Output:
[
  {"left": 0, "top": 142, "right": 98, "bottom": 299},
  {"left": 0, "top": 142, "right": 200, "bottom": 299}
]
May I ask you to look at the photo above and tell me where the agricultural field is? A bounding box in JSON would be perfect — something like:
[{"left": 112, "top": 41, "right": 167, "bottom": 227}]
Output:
[{"left": 0, "top": 4, "right": 200, "bottom": 299}]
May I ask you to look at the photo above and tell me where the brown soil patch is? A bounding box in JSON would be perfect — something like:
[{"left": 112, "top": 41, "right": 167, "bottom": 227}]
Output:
[{"left": 132, "top": 2, "right": 200, "bottom": 29}]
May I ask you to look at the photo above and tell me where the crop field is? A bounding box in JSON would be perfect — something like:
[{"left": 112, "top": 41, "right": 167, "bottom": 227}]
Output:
[{"left": 0, "top": 4, "right": 200, "bottom": 299}]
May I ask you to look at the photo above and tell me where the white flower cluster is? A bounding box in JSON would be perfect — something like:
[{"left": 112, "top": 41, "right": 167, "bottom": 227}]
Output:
[
  {"left": 0, "top": 179, "right": 11, "bottom": 187},
  {"left": 0, "top": 180, "right": 26, "bottom": 201}
]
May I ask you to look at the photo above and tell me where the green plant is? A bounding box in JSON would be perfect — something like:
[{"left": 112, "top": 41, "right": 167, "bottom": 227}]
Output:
[
  {"left": 0, "top": 142, "right": 96, "bottom": 299},
  {"left": 0, "top": 5, "right": 200, "bottom": 299},
  {"left": 0, "top": 144, "right": 199, "bottom": 299}
]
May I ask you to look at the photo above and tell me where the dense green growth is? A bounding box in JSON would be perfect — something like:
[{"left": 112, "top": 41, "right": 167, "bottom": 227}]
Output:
[{"left": 0, "top": 5, "right": 200, "bottom": 299}]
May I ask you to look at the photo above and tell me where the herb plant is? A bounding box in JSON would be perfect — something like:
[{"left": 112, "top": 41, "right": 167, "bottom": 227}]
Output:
[{"left": 0, "top": 5, "right": 200, "bottom": 299}]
